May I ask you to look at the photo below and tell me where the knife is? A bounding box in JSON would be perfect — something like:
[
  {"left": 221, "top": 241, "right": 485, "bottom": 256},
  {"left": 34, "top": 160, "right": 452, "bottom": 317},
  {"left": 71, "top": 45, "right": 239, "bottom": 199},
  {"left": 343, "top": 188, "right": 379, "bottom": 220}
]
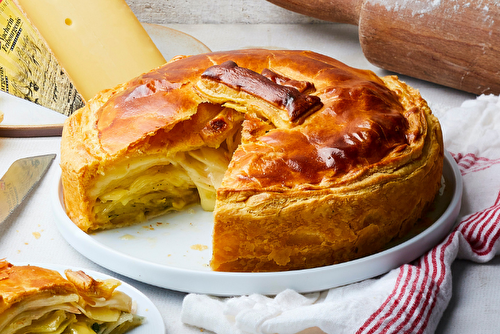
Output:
[{"left": 0, "top": 154, "right": 56, "bottom": 224}]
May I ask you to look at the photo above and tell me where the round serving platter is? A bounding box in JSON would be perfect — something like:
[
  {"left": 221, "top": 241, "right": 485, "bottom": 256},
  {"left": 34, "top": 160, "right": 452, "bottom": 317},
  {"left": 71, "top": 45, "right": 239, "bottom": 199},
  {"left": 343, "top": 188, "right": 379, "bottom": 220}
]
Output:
[{"left": 52, "top": 151, "right": 462, "bottom": 296}]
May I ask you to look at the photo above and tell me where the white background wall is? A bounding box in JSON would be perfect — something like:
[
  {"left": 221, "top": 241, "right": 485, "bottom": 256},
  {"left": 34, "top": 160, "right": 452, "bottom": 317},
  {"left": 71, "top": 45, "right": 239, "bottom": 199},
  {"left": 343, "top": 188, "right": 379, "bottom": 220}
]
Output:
[{"left": 125, "top": 0, "right": 327, "bottom": 24}]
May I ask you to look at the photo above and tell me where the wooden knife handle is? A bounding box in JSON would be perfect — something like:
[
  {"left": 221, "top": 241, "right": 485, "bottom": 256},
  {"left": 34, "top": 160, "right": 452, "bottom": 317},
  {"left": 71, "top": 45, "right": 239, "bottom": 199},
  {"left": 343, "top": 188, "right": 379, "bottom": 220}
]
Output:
[
  {"left": 0, "top": 124, "right": 63, "bottom": 137},
  {"left": 266, "top": 0, "right": 500, "bottom": 95}
]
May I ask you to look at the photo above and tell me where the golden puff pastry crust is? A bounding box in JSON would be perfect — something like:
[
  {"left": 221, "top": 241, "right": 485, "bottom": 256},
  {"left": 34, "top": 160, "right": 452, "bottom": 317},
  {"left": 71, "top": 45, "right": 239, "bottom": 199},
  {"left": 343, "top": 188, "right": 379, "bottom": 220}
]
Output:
[
  {"left": 0, "top": 261, "right": 76, "bottom": 315},
  {"left": 60, "top": 49, "right": 443, "bottom": 272}
]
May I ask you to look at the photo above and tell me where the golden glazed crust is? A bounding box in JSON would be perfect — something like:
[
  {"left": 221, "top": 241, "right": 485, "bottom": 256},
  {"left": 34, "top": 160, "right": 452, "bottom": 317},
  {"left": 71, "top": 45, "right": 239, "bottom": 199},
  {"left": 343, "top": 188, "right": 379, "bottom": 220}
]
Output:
[
  {"left": 0, "top": 261, "right": 76, "bottom": 314},
  {"left": 60, "top": 49, "right": 443, "bottom": 272}
]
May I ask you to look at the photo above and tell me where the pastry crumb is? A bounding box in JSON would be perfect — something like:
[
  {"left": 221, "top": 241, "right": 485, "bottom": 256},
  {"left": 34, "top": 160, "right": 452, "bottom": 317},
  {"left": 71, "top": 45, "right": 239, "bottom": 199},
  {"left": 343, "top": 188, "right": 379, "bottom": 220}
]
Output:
[{"left": 190, "top": 244, "right": 208, "bottom": 251}]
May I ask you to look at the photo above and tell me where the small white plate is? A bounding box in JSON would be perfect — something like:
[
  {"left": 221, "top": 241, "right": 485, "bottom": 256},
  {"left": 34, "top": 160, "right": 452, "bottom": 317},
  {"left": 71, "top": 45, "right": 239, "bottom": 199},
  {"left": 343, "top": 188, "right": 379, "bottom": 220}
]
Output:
[
  {"left": 52, "top": 151, "right": 462, "bottom": 296},
  {"left": 13, "top": 262, "right": 165, "bottom": 333}
]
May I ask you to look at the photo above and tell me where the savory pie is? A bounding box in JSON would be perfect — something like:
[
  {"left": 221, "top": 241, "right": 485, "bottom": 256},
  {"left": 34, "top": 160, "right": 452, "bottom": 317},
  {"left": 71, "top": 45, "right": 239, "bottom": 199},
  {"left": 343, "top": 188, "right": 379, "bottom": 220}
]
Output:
[
  {"left": 0, "top": 260, "right": 142, "bottom": 333},
  {"left": 60, "top": 49, "right": 443, "bottom": 272}
]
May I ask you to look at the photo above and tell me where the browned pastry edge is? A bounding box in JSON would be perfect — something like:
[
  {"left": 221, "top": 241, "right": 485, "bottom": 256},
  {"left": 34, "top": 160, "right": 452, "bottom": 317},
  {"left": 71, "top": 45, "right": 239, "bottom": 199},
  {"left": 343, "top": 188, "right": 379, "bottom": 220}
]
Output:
[{"left": 200, "top": 60, "right": 323, "bottom": 122}]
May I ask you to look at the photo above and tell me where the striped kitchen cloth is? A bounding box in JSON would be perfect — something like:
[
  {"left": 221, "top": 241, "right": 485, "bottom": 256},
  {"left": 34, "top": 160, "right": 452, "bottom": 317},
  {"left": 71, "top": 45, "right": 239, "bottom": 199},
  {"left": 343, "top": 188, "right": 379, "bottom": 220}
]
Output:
[{"left": 181, "top": 94, "right": 500, "bottom": 334}]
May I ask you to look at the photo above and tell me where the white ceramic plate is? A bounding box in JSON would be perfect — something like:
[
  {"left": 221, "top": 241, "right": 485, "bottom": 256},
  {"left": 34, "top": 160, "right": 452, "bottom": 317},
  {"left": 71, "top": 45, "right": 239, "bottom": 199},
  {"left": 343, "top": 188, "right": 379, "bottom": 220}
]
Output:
[
  {"left": 52, "top": 151, "right": 462, "bottom": 296},
  {"left": 13, "top": 262, "right": 165, "bottom": 333},
  {"left": 0, "top": 23, "right": 210, "bottom": 137}
]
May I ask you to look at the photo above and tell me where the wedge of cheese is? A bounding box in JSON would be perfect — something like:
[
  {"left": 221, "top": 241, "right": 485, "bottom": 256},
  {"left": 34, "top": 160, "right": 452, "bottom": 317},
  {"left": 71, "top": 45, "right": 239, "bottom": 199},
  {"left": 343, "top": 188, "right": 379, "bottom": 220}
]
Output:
[
  {"left": 16, "top": 0, "right": 167, "bottom": 102},
  {"left": 0, "top": 0, "right": 84, "bottom": 115},
  {"left": 0, "top": 0, "right": 166, "bottom": 115}
]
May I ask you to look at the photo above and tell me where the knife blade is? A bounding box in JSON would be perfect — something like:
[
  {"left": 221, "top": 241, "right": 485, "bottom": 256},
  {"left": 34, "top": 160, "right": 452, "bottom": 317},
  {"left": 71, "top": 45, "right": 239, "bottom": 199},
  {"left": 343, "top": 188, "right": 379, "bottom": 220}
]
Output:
[{"left": 0, "top": 154, "right": 56, "bottom": 224}]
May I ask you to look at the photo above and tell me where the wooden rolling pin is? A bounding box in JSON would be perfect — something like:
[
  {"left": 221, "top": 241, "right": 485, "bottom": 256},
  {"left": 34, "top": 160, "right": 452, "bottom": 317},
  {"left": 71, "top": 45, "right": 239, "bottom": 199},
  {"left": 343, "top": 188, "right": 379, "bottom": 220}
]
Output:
[{"left": 267, "top": 0, "right": 500, "bottom": 95}]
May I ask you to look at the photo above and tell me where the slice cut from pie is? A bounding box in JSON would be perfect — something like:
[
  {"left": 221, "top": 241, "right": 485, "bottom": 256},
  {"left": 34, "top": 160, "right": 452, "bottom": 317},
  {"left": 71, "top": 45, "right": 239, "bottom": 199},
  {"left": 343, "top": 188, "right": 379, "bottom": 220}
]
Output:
[{"left": 0, "top": 260, "right": 143, "bottom": 334}]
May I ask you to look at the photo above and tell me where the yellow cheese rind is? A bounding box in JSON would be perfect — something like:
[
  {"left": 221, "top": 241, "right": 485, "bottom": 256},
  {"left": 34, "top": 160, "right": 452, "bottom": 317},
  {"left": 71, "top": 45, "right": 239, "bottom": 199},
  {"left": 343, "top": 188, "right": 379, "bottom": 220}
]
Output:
[{"left": 16, "top": 0, "right": 167, "bottom": 101}]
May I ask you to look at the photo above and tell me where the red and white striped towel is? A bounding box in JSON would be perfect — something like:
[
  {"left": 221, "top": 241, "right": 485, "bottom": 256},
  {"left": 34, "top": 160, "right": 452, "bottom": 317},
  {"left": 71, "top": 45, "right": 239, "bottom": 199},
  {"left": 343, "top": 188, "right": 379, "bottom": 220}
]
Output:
[{"left": 181, "top": 94, "right": 500, "bottom": 334}]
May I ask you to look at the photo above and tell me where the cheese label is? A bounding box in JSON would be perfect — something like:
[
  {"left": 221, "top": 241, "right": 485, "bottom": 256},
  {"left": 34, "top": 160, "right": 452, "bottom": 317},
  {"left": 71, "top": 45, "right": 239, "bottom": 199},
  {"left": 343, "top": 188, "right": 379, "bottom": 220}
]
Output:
[{"left": 0, "top": 0, "right": 84, "bottom": 115}]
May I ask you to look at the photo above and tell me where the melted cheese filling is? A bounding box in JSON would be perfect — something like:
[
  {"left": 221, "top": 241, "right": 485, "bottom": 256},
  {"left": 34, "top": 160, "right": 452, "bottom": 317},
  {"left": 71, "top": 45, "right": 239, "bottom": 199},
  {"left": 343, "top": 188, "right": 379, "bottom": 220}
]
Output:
[{"left": 91, "top": 145, "right": 231, "bottom": 229}]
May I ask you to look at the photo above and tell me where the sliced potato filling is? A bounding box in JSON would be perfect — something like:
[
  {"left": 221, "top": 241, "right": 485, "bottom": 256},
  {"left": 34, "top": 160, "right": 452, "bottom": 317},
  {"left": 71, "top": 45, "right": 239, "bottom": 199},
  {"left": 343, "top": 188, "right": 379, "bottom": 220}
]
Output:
[
  {"left": 92, "top": 145, "right": 232, "bottom": 229},
  {"left": 0, "top": 293, "right": 79, "bottom": 334},
  {"left": 14, "top": 310, "right": 76, "bottom": 334},
  {"left": 0, "top": 292, "right": 142, "bottom": 334}
]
